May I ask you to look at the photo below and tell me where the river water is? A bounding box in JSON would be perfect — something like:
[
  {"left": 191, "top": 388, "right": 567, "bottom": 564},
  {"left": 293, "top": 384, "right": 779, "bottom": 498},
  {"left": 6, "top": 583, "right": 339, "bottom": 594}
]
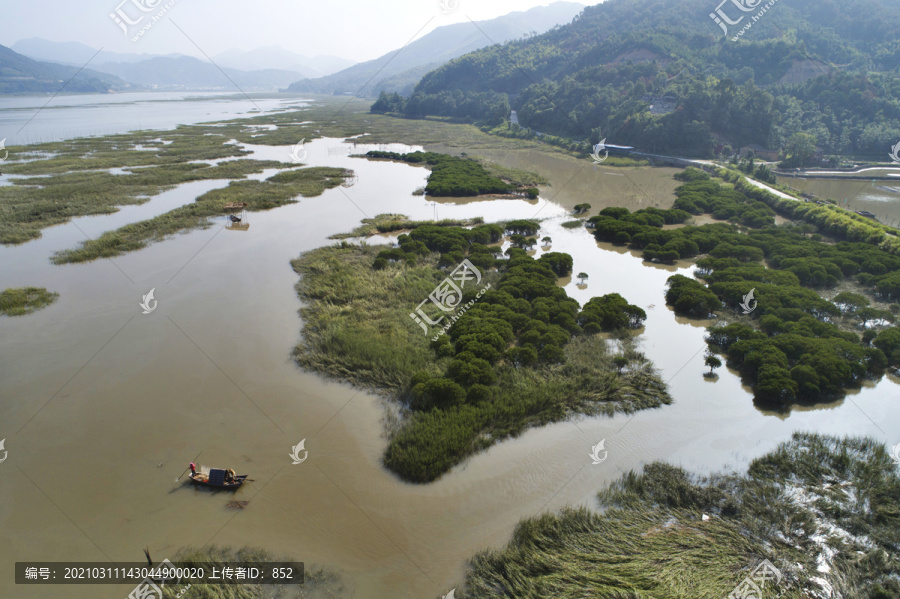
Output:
[
  {"left": 0, "top": 92, "right": 310, "bottom": 146},
  {"left": 1, "top": 97, "right": 899, "bottom": 599}
]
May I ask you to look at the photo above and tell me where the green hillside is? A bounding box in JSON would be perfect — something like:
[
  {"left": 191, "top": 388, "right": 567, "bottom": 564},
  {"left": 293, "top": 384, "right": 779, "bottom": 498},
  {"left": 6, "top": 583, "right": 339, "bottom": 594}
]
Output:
[{"left": 374, "top": 0, "right": 900, "bottom": 160}]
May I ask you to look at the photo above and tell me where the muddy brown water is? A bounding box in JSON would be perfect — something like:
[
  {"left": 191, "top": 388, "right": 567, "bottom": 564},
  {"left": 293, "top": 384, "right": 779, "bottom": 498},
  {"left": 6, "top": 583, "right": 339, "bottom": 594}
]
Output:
[
  {"left": 780, "top": 171, "right": 900, "bottom": 226},
  {"left": 1, "top": 136, "right": 899, "bottom": 599}
]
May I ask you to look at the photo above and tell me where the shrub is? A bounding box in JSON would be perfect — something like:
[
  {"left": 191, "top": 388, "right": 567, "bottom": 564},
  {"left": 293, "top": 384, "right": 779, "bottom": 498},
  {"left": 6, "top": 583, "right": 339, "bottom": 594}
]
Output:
[{"left": 411, "top": 378, "right": 466, "bottom": 410}]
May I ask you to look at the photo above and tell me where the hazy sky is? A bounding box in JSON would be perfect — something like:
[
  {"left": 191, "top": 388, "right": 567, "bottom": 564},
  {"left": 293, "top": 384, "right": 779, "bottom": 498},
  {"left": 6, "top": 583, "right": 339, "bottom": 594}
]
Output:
[{"left": 0, "top": 0, "right": 602, "bottom": 63}]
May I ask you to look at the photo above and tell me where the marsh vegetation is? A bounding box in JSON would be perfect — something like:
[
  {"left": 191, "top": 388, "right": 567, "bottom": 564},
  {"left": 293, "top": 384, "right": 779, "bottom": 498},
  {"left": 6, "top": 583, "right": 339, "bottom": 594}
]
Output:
[
  {"left": 0, "top": 287, "right": 59, "bottom": 316},
  {"left": 293, "top": 221, "right": 669, "bottom": 482},
  {"left": 51, "top": 166, "right": 352, "bottom": 264},
  {"left": 463, "top": 433, "right": 899, "bottom": 599}
]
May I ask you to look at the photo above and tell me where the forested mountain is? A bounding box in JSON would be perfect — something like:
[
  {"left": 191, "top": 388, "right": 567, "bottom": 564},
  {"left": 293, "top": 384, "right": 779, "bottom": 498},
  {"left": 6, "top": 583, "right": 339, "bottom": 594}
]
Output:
[
  {"left": 286, "top": 2, "right": 584, "bottom": 96},
  {"left": 0, "top": 44, "right": 132, "bottom": 94},
  {"left": 375, "top": 0, "right": 900, "bottom": 160}
]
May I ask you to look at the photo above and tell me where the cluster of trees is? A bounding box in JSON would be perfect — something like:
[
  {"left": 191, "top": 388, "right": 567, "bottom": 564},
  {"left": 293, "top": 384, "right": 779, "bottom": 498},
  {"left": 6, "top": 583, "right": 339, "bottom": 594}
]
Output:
[
  {"left": 366, "top": 151, "right": 538, "bottom": 198},
  {"left": 587, "top": 205, "right": 694, "bottom": 259},
  {"left": 707, "top": 320, "right": 884, "bottom": 407},
  {"left": 726, "top": 173, "right": 900, "bottom": 254},
  {"left": 585, "top": 168, "right": 900, "bottom": 406},
  {"left": 376, "top": 0, "right": 900, "bottom": 159},
  {"left": 370, "top": 224, "right": 645, "bottom": 413},
  {"left": 579, "top": 294, "right": 647, "bottom": 332},
  {"left": 373, "top": 223, "right": 504, "bottom": 271},
  {"left": 734, "top": 157, "right": 777, "bottom": 184},
  {"left": 665, "top": 275, "right": 721, "bottom": 317},
  {"left": 672, "top": 170, "right": 775, "bottom": 228}
]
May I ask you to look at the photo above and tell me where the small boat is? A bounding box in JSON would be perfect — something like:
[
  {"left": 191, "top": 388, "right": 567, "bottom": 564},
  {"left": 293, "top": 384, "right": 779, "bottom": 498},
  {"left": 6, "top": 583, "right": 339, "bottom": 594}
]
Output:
[{"left": 189, "top": 468, "right": 247, "bottom": 490}]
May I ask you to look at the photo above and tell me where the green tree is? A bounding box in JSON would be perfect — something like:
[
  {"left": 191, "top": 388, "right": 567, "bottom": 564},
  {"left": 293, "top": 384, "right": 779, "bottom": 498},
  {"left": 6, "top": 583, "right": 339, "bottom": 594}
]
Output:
[
  {"left": 832, "top": 291, "right": 869, "bottom": 313},
  {"left": 783, "top": 132, "right": 817, "bottom": 168},
  {"left": 705, "top": 354, "right": 722, "bottom": 377}
]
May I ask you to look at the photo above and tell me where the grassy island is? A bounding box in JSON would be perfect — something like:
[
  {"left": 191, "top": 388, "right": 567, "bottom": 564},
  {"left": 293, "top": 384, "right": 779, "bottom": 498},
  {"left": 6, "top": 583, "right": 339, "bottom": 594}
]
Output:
[
  {"left": 365, "top": 151, "right": 544, "bottom": 198},
  {"left": 52, "top": 165, "right": 352, "bottom": 264},
  {"left": 0, "top": 287, "right": 59, "bottom": 316},
  {"left": 293, "top": 221, "right": 670, "bottom": 483},
  {"left": 462, "top": 433, "right": 899, "bottom": 599}
]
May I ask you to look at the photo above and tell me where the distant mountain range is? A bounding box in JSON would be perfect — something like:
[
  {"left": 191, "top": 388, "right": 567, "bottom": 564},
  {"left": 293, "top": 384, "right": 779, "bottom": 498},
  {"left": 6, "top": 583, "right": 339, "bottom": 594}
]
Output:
[
  {"left": 286, "top": 2, "right": 585, "bottom": 96},
  {"left": 0, "top": 44, "right": 132, "bottom": 93},
  {"left": 7, "top": 39, "right": 355, "bottom": 92},
  {"left": 212, "top": 46, "right": 353, "bottom": 78},
  {"left": 83, "top": 56, "right": 304, "bottom": 91},
  {"left": 10, "top": 38, "right": 185, "bottom": 66}
]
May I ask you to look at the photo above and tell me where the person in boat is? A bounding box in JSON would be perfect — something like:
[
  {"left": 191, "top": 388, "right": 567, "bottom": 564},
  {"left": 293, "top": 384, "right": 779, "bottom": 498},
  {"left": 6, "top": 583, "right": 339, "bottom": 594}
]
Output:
[
  {"left": 225, "top": 469, "right": 236, "bottom": 484},
  {"left": 190, "top": 462, "right": 196, "bottom": 477}
]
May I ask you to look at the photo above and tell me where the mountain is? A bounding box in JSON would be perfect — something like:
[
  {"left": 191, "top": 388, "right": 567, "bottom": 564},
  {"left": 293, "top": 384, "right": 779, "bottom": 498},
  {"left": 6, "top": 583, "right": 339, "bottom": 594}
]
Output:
[
  {"left": 286, "top": 2, "right": 585, "bottom": 96},
  {"left": 10, "top": 39, "right": 322, "bottom": 91},
  {"left": 0, "top": 44, "right": 133, "bottom": 94},
  {"left": 382, "top": 0, "right": 900, "bottom": 161},
  {"left": 212, "top": 46, "right": 354, "bottom": 79},
  {"left": 90, "top": 56, "right": 303, "bottom": 91},
  {"left": 11, "top": 38, "right": 183, "bottom": 65}
]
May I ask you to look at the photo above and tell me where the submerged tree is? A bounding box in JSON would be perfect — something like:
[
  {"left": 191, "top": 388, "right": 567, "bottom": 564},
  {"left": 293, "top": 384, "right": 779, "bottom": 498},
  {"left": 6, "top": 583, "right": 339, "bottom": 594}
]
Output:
[
  {"left": 704, "top": 354, "right": 722, "bottom": 378},
  {"left": 574, "top": 203, "right": 592, "bottom": 214},
  {"left": 578, "top": 272, "right": 589, "bottom": 285}
]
